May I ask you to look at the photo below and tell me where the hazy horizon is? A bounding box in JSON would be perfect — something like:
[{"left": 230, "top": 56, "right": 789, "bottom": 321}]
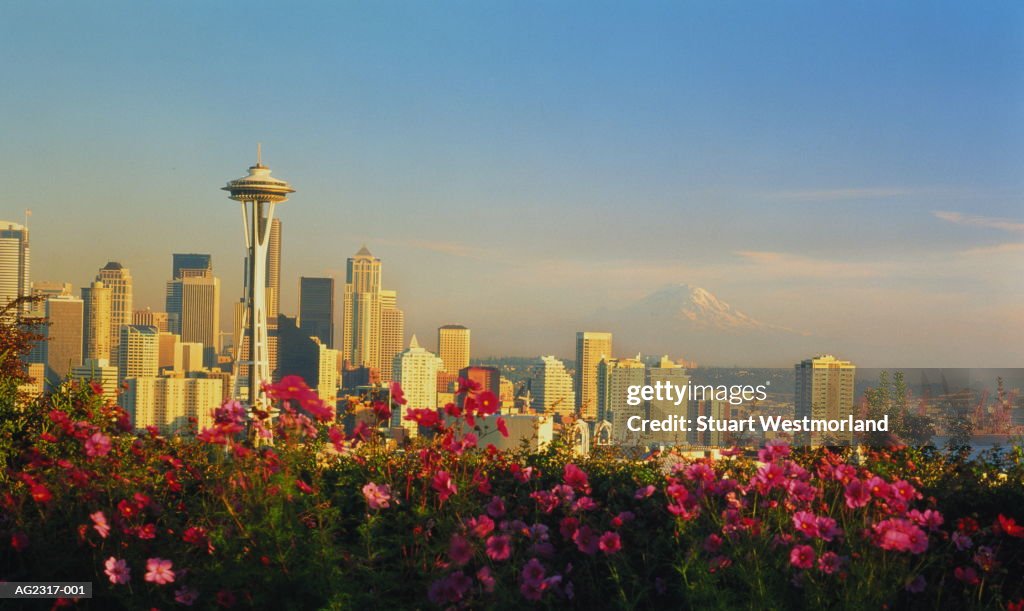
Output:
[{"left": 3, "top": 2, "right": 1022, "bottom": 367}]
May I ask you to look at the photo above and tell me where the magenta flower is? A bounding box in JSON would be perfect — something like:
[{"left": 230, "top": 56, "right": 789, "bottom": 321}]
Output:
[
  {"left": 144, "top": 557, "right": 175, "bottom": 585},
  {"left": 572, "top": 525, "right": 600, "bottom": 555},
  {"left": 792, "top": 511, "right": 819, "bottom": 538},
  {"left": 486, "top": 496, "right": 506, "bottom": 518},
  {"left": 563, "top": 463, "right": 590, "bottom": 493},
  {"left": 174, "top": 586, "right": 200, "bottom": 606},
  {"left": 873, "top": 518, "right": 928, "bottom": 554},
  {"left": 104, "top": 557, "right": 131, "bottom": 585},
  {"left": 448, "top": 534, "right": 473, "bottom": 566},
  {"left": 485, "top": 534, "right": 511, "bottom": 561},
  {"left": 84, "top": 432, "right": 111, "bottom": 457},
  {"left": 476, "top": 566, "right": 496, "bottom": 593},
  {"left": 90, "top": 511, "right": 110, "bottom": 538},
  {"left": 467, "top": 514, "right": 495, "bottom": 539},
  {"left": 789, "top": 545, "right": 815, "bottom": 570},
  {"left": 844, "top": 479, "right": 872, "bottom": 508},
  {"left": 432, "top": 470, "right": 458, "bottom": 503},
  {"left": 817, "top": 551, "right": 843, "bottom": 575},
  {"left": 521, "top": 558, "right": 546, "bottom": 587},
  {"left": 599, "top": 531, "right": 622, "bottom": 554},
  {"left": 634, "top": 484, "right": 656, "bottom": 499},
  {"left": 362, "top": 482, "right": 392, "bottom": 510}
]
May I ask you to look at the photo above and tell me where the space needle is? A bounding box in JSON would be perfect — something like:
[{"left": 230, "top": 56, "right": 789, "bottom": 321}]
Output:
[{"left": 223, "top": 146, "right": 294, "bottom": 410}]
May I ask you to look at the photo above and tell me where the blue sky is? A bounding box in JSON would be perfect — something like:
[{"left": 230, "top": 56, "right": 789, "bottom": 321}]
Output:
[{"left": 2, "top": 1, "right": 1022, "bottom": 365}]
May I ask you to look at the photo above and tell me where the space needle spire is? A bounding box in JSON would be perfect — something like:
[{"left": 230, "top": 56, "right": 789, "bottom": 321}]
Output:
[{"left": 223, "top": 147, "right": 294, "bottom": 416}]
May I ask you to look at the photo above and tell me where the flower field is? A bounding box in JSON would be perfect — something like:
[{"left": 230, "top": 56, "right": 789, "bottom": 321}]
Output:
[{"left": 1, "top": 319, "right": 1022, "bottom": 609}]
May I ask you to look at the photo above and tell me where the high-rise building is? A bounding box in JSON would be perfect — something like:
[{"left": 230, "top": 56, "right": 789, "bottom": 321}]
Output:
[
  {"left": 172, "top": 254, "right": 212, "bottom": 280},
  {"left": 166, "top": 271, "right": 220, "bottom": 366},
  {"left": 530, "top": 356, "right": 576, "bottom": 416},
  {"left": 39, "top": 295, "right": 83, "bottom": 386},
  {"left": 133, "top": 308, "right": 169, "bottom": 332},
  {"left": 342, "top": 246, "right": 382, "bottom": 370},
  {"left": 178, "top": 342, "right": 205, "bottom": 373},
  {"left": 392, "top": 335, "right": 443, "bottom": 438},
  {"left": 647, "top": 356, "right": 690, "bottom": 446},
  {"left": 380, "top": 289, "right": 404, "bottom": 382},
  {"left": 95, "top": 262, "right": 132, "bottom": 367},
  {"left": 795, "top": 354, "right": 857, "bottom": 446},
  {"left": 119, "top": 325, "right": 159, "bottom": 381},
  {"left": 438, "top": 325, "right": 470, "bottom": 374},
  {"left": 27, "top": 281, "right": 71, "bottom": 318},
  {"left": 81, "top": 280, "right": 112, "bottom": 363},
  {"left": 278, "top": 315, "right": 339, "bottom": 402},
  {"left": 688, "top": 398, "right": 731, "bottom": 447},
  {"left": 157, "top": 332, "right": 181, "bottom": 372},
  {"left": 266, "top": 218, "right": 281, "bottom": 320},
  {"left": 299, "top": 276, "right": 334, "bottom": 348},
  {"left": 0, "top": 221, "right": 30, "bottom": 313},
  {"left": 596, "top": 356, "right": 646, "bottom": 443},
  {"left": 124, "top": 377, "right": 222, "bottom": 434},
  {"left": 575, "top": 331, "right": 612, "bottom": 420},
  {"left": 458, "top": 365, "right": 500, "bottom": 405},
  {"left": 71, "top": 358, "right": 119, "bottom": 396}
]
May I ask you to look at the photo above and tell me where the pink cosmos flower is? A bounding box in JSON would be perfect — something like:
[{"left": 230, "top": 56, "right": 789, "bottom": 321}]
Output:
[
  {"left": 634, "top": 485, "right": 656, "bottom": 499},
  {"left": 174, "top": 586, "right": 200, "bottom": 606},
  {"left": 476, "top": 566, "right": 496, "bottom": 593},
  {"left": 449, "top": 534, "right": 473, "bottom": 566},
  {"left": 90, "top": 511, "right": 110, "bottom": 538},
  {"left": 563, "top": 463, "right": 590, "bottom": 492},
  {"left": 486, "top": 496, "right": 506, "bottom": 518},
  {"left": 817, "top": 551, "right": 843, "bottom": 575},
  {"left": 467, "top": 514, "right": 495, "bottom": 539},
  {"left": 873, "top": 518, "right": 928, "bottom": 554},
  {"left": 789, "top": 545, "right": 815, "bottom": 570},
  {"left": 598, "top": 531, "right": 622, "bottom": 554},
  {"left": 793, "top": 511, "right": 819, "bottom": 538},
  {"left": 104, "top": 557, "right": 131, "bottom": 585},
  {"left": 84, "top": 432, "right": 111, "bottom": 457},
  {"left": 144, "top": 557, "right": 175, "bottom": 585},
  {"left": 815, "top": 516, "right": 841, "bottom": 542},
  {"left": 572, "top": 525, "right": 600, "bottom": 555},
  {"left": 844, "top": 479, "right": 872, "bottom": 508},
  {"left": 362, "top": 482, "right": 392, "bottom": 510},
  {"left": 432, "top": 470, "right": 457, "bottom": 503},
  {"left": 521, "top": 558, "right": 546, "bottom": 587},
  {"left": 486, "top": 535, "right": 511, "bottom": 561}
]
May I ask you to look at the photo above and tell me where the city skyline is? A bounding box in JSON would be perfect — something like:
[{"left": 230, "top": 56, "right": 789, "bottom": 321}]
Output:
[{"left": 2, "top": 2, "right": 1022, "bottom": 366}]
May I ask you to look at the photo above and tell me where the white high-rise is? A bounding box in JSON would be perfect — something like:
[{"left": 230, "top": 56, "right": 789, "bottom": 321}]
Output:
[
  {"left": 0, "top": 221, "right": 30, "bottom": 313},
  {"left": 795, "top": 354, "right": 856, "bottom": 446},
  {"left": 392, "top": 335, "right": 443, "bottom": 438},
  {"left": 82, "top": 280, "right": 112, "bottom": 363},
  {"left": 96, "top": 262, "right": 133, "bottom": 367},
  {"left": 530, "top": 356, "right": 576, "bottom": 416}
]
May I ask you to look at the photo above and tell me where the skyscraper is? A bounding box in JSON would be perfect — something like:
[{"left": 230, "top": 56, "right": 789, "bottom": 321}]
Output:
[
  {"left": 392, "top": 335, "right": 443, "bottom": 438},
  {"left": 133, "top": 308, "right": 169, "bottom": 332},
  {"left": 438, "top": 325, "right": 470, "bottom": 374},
  {"left": 575, "top": 331, "right": 612, "bottom": 420},
  {"left": 530, "top": 356, "right": 576, "bottom": 415},
  {"left": 81, "top": 280, "right": 112, "bottom": 362},
  {"left": 96, "top": 262, "right": 133, "bottom": 367},
  {"left": 380, "top": 289, "right": 404, "bottom": 382},
  {"left": 266, "top": 218, "right": 281, "bottom": 320},
  {"left": 0, "top": 221, "right": 30, "bottom": 313},
  {"left": 119, "top": 325, "right": 159, "bottom": 381},
  {"left": 166, "top": 271, "right": 220, "bottom": 366},
  {"left": 342, "top": 246, "right": 382, "bottom": 370},
  {"left": 596, "top": 356, "right": 646, "bottom": 443},
  {"left": 299, "top": 276, "right": 334, "bottom": 348},
  {"left": 795, "top": 354, "right": 857, "bottom": 446},
  {"left": 647, "top": 356, "right": 690, "bottom": 446},
  {"left": 172, "top": 254, "right": 212, "bottom": 280},
  {"left": 41, "top": 295, "right": 83, "bottom": 386},
  {"left": 124, "top": 377, "right": 222, "bottom": 434}
]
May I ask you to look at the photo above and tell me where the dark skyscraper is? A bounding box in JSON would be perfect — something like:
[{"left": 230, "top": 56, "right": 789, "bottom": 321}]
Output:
[
  {"left": 299, "top": 276, "right": 334, "bottom": 349},
  {"left": 172, "top": 253, "right": 212, "bottom": 280}
]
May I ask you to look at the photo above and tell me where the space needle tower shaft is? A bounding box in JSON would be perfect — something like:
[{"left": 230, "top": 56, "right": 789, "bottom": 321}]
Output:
[{"left": 223, "top": 146, "right": 294, "bottom": 412}]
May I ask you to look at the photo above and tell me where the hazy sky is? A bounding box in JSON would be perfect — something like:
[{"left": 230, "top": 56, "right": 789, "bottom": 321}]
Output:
[{"left": 2, "top": 2, "right": 1022, "bottom": 366}]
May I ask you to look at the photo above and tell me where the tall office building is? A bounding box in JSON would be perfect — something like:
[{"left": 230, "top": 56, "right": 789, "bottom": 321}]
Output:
[
  {"left": 342, "top": 246, "right": 382, "bottom": 370},
  {"left": 0, "top": 221, "right": 30, "bottom": 313},
  {"left": 27, "top": 281, "right": 71, "bottom": 318},
  {"left": 299, "top": 276, "right": 334, "bottom": 348},
  {"left": 172, "top": 254, "right": 212, "bottom": 281},
  {"left": 71, "top": 359, "right": 119, "bottom": 396},
  {"left": 134, "top": 308, "right": 169, "bottom": 333},
  {"left": 157, "top": 332, "right": 181, "bottom": 372},
  {"left": 166, "top": 270, "right": 220, "bottom": 366},
  {"left": 596, "top": 356, "right": 646, "bottom": 443},
  {"left": 438, "top": 325, "right": 470, "bottom": 374},
  {"left": 688, "top": 398, "right": 731, "bottom": 447},
  {"left": 795, "top": 354, "right": 857, "bottom": 446},
  {"left": 392, "top": 335, "right": 443, "bottom": 438},
  {"left": 124, "top": 377, "right": 222, "bottom": 434},
  {"left": 647, "top": 356, "right": 690, "bottom": 446},
  {"left": 529, "top": 356, "right": 576, "bottom": 416},
  {"left": 266, "top": 218, "right": 281, "bottom": 320},
  {"left": 95, "top": 262, "right": 132, "bottom": 367},
  {"left": 575, "top": 331, "right": 612, "bottom": 420},
  {"left": 118, "top": 325, "right": 159, "bottom": 381},
  {"left": 380, "top": 289, "right": 404, "bottom": 382},
  {"left": 81, "top": 280, "right": 112, "bottom": 362},
  {"left": 40, "top": 295, "right": 83, "bottom": 386}
]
